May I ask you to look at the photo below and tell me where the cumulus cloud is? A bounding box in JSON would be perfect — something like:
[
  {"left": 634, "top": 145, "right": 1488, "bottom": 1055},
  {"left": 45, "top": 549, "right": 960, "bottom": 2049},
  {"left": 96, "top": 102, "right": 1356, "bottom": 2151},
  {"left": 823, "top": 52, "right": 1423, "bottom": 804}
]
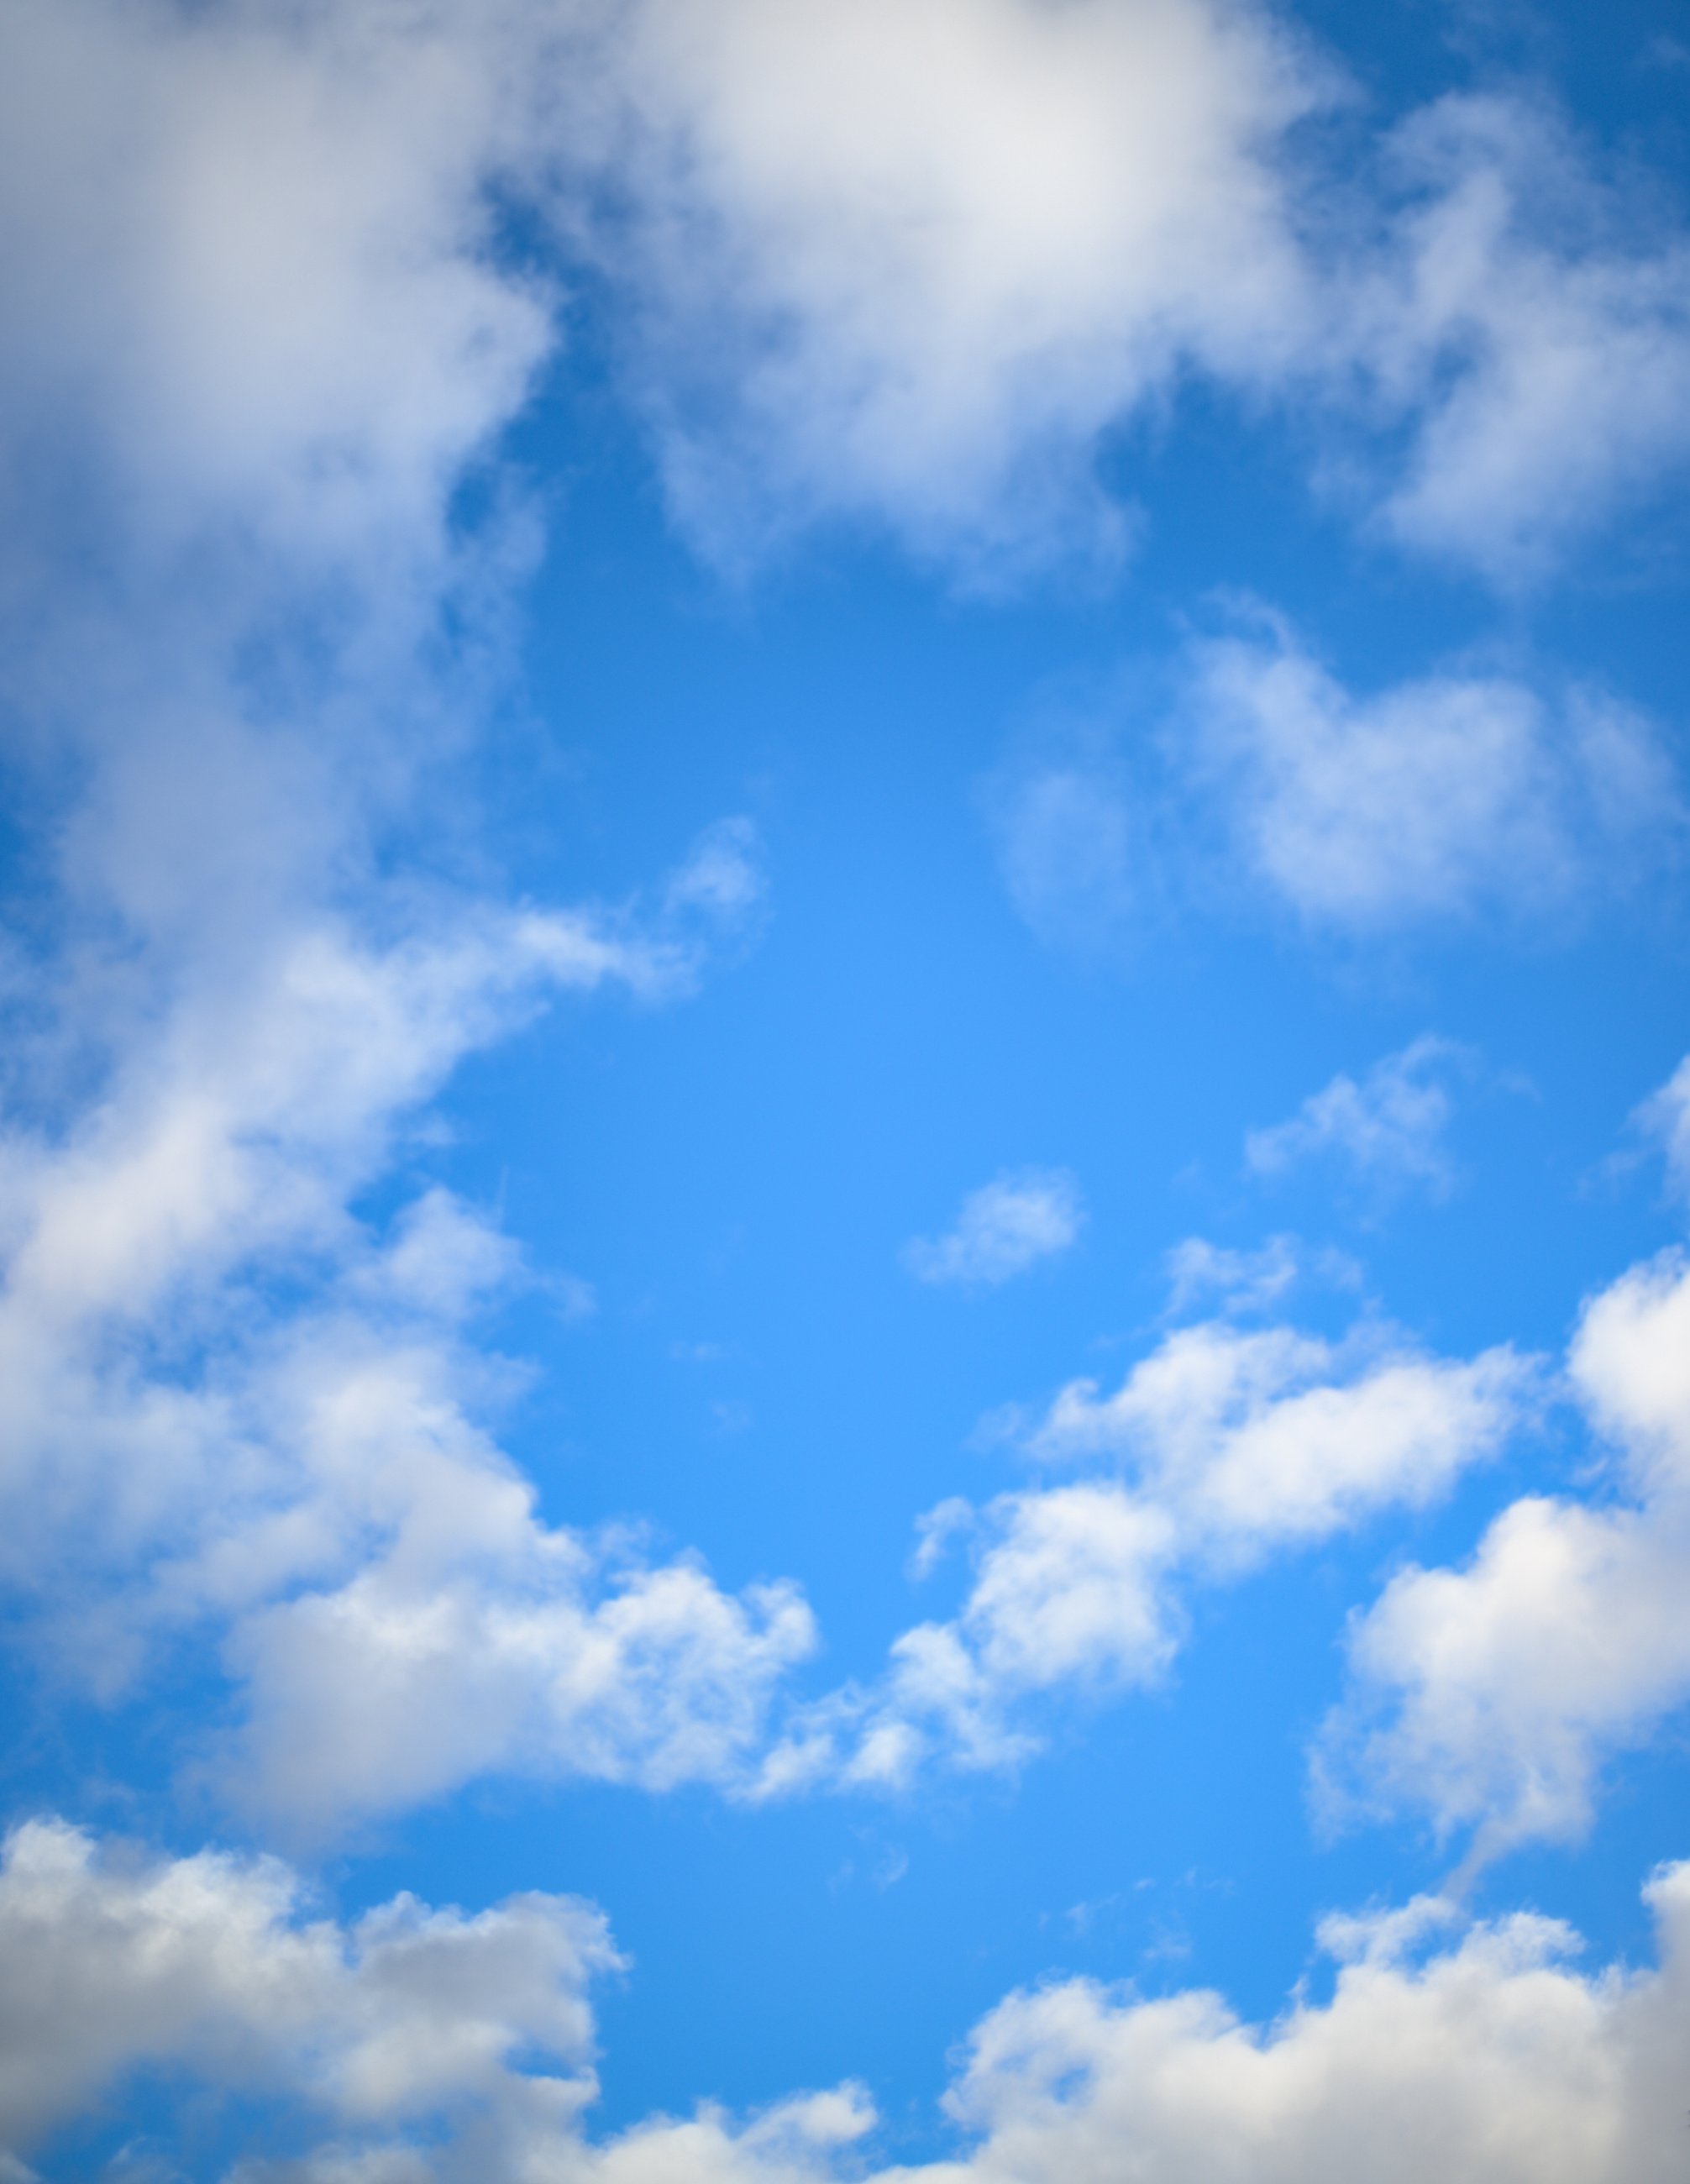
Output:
[
  {"left": 562, "top": 6, "right": 1690, "bottom": 584},
  {"left": 905, "top": 1171, "right": 1085, "bottom": 1289},
  {"left": 7, "top": 1819, "right": 1690, "bottom": 2184},
  {"left": 1247, "top": 1036, "right": 1467, "bottom": 1199},
  {"left": 760, "top": 1310, "right": 1529, "bottom": 1792},
  {"left": 580, "top": 0, "right": 1320, "bottom": 578},
  {"left": 1325, "top": 1215, "right": 1690, "bottom": 1865},
  {"left": 1185, "top": 616, "right": 1682, "bottom": 929},
  {"left": 992, "top": 615, "right": 1682, "bottom": 954},
  {"left": 0, "top": 0, "right": 814, "bottom": 1842},
  {"left": 0, "top": 1815, "right": 616, "bottom": 2170}
]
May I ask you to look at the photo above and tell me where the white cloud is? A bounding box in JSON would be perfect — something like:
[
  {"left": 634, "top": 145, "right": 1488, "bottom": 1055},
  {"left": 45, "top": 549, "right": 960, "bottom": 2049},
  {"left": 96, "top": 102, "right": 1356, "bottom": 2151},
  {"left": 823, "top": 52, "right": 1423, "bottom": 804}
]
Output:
[
  {"left": 1186, "top": 617, "right": 1682, "bottom": 929},
  {"left": 0, "top": 0, "right": 811, "bottom": 1843},
  {"left": 0, "top": 1815, "right": 617, "bottom": 2169},
  {"left": 1163, "top": 1233, "right": 1359, "bottom": 1316},
  {"left": 761, "top": 1312, "right": 1528, "bottom": 1793},
  {"left": 1638, "top": 1057, "right": 1690, "bottom": 1203},
  {"left": 563, "top": 10, "right": 1690, "bottom": 583},
  {"left": 7, "top": 1819, "right": 1690, "bottom": 2184},
  {"left": 992, "top": 618, "right": 1682, "bottom": 957},
  {"left": 1353, "top": 96, "right": 1690, "bottom": 580},
  {"left": 0, "top": 827, "right": 811, "bottom": 1840},
  {"left": 1325, "top": 1233, "right": 1690, "bottom": 1864},
  {"left": 1247, "top": 1037, "right": 1467, "bottom": 1198},
  {"left": 905, "top": 1170, "right": 1085, "bottom": 1289},
  {"left": 580, "top": 0, "right": 1321, "bottom": 578}
]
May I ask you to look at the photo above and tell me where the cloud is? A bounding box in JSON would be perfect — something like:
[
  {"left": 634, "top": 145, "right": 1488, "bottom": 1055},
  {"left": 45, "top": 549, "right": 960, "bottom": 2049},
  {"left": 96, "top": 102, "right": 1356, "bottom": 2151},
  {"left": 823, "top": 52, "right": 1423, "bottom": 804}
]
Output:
[
  {"left": 1353, "top": 95, "right": 1690, "bottom": 580},
  {"left": 761, "top": 1310, "right": 1529, "bottom": 1792},
  {"left": 1324, "top": 1221, "right": 1690, "bottom": 1865},
  {"left": 0, "top": 0, "right": 814, "bottom": 1844},
  {"left": 0, "top": 1815, "right": 617, "bottom": 2169},
  {"left": 566, "top": 9, "right": 1690, "bottom": 583},
  {"left": 1247, "top": 1037, "right": 1467, "bottom": 1199},
  {"left": 7, "top": 1819, "right": 1690, "bottom": 2184},
  {"left": 579, "top": 0, "right": 1321, "bottom": 579},
  {"left": 1637, "top": 1058, "right": 1690, "bottom": 1203},
  {"left": 991, "top": 616, "right": 1682, "bottom": 957},
  {"left": 905, "top": 1170, "right": 1085, "bottom": 1289},
  {"left": 1184, "top": 615, "right": 1682, "bottom": 929},
  {"left": 1163, "top": 1233, "right": 1360, "bottom": 1316}
]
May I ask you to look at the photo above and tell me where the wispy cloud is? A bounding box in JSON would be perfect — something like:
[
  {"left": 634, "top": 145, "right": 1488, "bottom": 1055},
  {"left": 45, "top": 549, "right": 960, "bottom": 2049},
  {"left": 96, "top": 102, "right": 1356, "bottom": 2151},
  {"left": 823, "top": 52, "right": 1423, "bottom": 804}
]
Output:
[
  {"left": 905, "top": 1170, "right": 1085, "bottom": 1289},
  {"left": 1247, "top": 1037, "right": 1468, "bottom": 1200}
]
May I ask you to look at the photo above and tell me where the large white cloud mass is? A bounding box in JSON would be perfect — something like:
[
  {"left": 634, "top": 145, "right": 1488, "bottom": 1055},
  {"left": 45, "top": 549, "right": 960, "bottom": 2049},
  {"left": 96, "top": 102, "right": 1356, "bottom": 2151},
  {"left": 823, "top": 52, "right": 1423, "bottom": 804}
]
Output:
[
  {"left": 572, "top": 8, "right": 1690, "bottom": 579},
  {"left": 0, "top": 0, "right": 822, "bottom": 1840},
  {"left": 4, "top": 1819, "right": 1689, "bottom": 2183}
]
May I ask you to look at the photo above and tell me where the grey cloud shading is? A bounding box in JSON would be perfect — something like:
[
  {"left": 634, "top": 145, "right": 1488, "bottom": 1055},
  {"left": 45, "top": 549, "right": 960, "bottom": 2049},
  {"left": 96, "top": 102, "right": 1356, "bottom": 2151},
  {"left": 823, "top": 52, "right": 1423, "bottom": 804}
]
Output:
[{"left": 5, "top": 1819, "right": 1690, "bottom": 2184}]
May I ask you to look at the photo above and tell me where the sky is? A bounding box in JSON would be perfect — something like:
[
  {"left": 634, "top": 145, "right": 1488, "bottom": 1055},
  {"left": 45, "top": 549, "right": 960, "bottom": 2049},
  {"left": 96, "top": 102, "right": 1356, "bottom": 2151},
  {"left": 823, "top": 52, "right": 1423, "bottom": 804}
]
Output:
[{"left": 2, "top": 0, "right": 1690, "bottom": 2176}]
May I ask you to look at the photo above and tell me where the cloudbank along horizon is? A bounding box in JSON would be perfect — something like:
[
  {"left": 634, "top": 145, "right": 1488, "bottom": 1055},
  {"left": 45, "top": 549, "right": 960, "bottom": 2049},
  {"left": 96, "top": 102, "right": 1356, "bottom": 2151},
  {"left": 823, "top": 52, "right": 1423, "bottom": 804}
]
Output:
[{"left": 0, "top": 0, "right": 1687, "bottom": 2176}]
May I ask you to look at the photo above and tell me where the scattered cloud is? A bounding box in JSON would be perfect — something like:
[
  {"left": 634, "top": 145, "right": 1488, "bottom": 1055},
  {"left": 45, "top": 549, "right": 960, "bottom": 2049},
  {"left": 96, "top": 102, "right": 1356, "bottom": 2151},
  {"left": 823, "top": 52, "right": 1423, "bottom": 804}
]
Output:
[
  {"left": 1323, "top": 1210, "right": 1690, "bottom": 1866},
  {"left": 580, "top": 0, "right": 1321, "bottom": 580},
  {"left": 1247, "top": 1037, "right": 1468, "bottom": 1200},
  {"left": 761, "top": 1310, "right": 1529, "bottom": 1792},
  {"left": 1185, "top": 615, "right": 1682, "bottom": 930},
  {"left": 1353, "top": 95, "right": 1690, "bottom": 580},
  {"left": 0, "top": 1814, "right": 617, "bottom": 2169},
  {"left": 1637, "top": 1057, "right": 1690, "bottom": 1202},
  {"left": 6, "top": 1816, "right": 1690, "bottom": 2184},
  {"left": 0, "top": 0, "right": 819, "bottom": 1847},
  {"left": 993, "top": 615, "right": 1682, "bottom": 956},
  {"left": 1163, "top": 1234, "right": 1361, "bottom": 1317},
  {"left": 905, "top": 1170, "right": 1085, "bottom": 1289}
]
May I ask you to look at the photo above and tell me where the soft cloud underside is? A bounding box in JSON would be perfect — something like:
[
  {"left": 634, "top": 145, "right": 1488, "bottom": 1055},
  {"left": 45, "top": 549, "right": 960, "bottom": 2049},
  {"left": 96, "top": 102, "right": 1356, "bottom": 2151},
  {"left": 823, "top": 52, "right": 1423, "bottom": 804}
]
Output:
[{"left": 4, "top": 1820, "right": 1690, "bottom": 2184}]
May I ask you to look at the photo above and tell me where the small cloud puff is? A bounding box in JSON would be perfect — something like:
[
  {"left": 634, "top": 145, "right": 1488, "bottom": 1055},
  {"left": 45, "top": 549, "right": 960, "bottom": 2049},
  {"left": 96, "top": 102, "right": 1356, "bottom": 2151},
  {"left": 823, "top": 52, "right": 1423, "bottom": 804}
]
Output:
[
  {"left": 1246, "top": 1036, "right": 1468, "bottom": 1201},
  {"left": 905, "top": 1169, "right": 1084, "bottom": 1289}
]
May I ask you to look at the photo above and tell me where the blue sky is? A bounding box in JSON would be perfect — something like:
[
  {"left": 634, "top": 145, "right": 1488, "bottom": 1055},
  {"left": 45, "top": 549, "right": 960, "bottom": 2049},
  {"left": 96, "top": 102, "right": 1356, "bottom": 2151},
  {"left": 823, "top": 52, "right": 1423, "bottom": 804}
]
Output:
[{"left": 3, "top": 1, "right": 1690, "bottom": 2177}]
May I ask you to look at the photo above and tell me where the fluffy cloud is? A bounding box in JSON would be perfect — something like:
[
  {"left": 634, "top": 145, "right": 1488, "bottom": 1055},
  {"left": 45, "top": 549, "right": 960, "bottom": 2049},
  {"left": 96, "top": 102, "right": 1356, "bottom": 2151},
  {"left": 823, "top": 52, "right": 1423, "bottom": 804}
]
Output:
[
  {"left": 1185, "top": 617, "right": 1682, "bottom": 929},
  {"left": 1326, "top": 1221, "right": 1690, "bottom": 1864},
  {"left": 1354, "top": 96, "right": 1690, "bottom": 580},
  {"left": 1247, "top": 1036, "right": 1467, "bottom": 1199},
  {"left": 580, "top": 0, "right": 1320, "bottom": 577},
  {"left": 0, "top": 817, "right": 814, "bottom": 1839},
  {"left": 905, "top": 1171, "right": 1085, "bottom": 1289},
  {"left": 0, "top": 0, "right": 818, "bottom": 1841},
  {"left": 568, "top": 8, "right": 1690, "bottom": 580},
  {"left": 991, "top": 613, "right": 1682, "bottom": 953},
  {"left": 0, "top": 1815, "right": 616, "bottom": 2170},
  {"left": 761, "top": 1310, "right": 1528, "bottom": 1792},
  {"left": 6, "top": 1819, "right": 1690, "bottom": 2184}
]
